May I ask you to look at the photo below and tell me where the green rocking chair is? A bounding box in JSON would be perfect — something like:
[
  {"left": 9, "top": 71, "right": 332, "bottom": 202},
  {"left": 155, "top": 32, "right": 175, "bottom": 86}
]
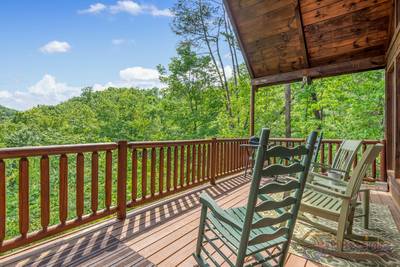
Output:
[{"left": 193, "top": 129, "right": 317, "bottom": 266}]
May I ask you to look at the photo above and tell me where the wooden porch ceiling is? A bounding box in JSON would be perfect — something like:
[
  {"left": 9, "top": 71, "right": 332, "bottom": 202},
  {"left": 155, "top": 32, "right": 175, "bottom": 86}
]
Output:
[{"left": 224, "top": 0, "right": 393, "bottom": 87}]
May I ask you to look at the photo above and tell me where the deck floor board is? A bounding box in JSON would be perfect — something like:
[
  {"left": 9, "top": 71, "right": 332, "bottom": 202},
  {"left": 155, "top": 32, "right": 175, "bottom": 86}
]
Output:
[{"left": 0, "top": 173, "right": 398, "bottom": 267}]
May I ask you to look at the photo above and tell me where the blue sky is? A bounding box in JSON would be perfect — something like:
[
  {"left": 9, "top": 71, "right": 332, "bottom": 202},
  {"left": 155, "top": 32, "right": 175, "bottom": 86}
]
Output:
[{"left": 0, "top": 0, "right": 180, "bottom": 110}]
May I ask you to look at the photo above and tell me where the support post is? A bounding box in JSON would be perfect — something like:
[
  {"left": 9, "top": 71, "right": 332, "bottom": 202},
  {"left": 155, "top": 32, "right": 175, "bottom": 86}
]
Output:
[
  {"left": 250, "top": 85, "right": 256, "bottom": 136},
  {"left": 117, "top": 140, "right": 127, "bottom": 220}
]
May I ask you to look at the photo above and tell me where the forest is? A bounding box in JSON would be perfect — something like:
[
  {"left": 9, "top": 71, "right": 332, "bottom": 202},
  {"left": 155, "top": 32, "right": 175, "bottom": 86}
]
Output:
[{"left": 0, "top": 0, "right": 385, "bottom": 241}]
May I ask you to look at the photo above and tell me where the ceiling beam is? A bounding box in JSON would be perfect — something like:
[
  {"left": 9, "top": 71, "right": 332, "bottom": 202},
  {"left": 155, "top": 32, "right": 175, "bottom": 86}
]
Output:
[
  {"left": 252, "top": 55, "right": 386, "bottom": 88},
  {"left": 294, "top": 0, "right": 309, "bottom": 68}
]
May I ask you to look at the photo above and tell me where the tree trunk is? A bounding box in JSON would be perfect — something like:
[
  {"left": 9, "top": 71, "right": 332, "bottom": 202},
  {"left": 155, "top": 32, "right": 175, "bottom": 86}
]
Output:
[{"left": 285, "top": 84, "right": 291, "bottom": 138}]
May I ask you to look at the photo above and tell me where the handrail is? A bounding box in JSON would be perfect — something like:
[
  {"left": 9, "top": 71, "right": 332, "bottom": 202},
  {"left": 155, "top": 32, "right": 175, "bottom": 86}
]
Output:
[
  {"left": 0, "top": 136, "right": 385, "bottom": 254},
  {"left": 0, "top": 143, "right": 117, "bottom": 159}
]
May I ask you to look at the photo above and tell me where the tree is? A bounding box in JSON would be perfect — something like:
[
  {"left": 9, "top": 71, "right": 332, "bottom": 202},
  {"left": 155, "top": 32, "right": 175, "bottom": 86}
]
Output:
[
  {"left": 158, "top": 43, "right": 220, "bottom": 138},
  {"left": 171, "top": 0, "right": 241, "bottom": 127}
]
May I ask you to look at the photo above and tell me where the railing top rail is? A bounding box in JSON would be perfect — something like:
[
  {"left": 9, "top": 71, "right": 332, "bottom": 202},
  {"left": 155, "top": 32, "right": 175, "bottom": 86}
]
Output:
[
  {"left": 128, "top": 139, "right": 211, "bottom": 148},
  {"left": 0, "top": 143, "right": 118, "bottom": 159},
  {"left": 269, "top": 138, "right": 383, "bottom": 144},
  {"left": 128, "top": 138, "right": 249, "bottom": 149}
]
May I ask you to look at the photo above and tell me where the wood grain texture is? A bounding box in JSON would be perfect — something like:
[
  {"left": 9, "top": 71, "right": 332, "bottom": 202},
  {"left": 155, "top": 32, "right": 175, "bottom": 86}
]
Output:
[
  {"left": 223, "top": 0, "right": 391, "bottom": 86},
  {"left": 0, "top": 174, "right": 396, "bottom": 267}
]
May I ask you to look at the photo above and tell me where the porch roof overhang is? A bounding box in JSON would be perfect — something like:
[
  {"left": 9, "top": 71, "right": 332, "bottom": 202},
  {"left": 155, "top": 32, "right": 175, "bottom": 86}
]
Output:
[{"left": 224, "top": 0, "right": 393, "bottom": 88}]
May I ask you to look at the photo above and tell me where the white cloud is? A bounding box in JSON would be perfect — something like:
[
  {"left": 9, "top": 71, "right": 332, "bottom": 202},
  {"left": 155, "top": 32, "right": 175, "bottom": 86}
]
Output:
[
  {"left": 120, "top": 67, "right": 159, "bottom": 82},
  {"left": 147, "top": 5, "right": 173, "bottom": 17},
  {"left": 224, "top": 65, "right": 233, "bottom": 80},
  {"left": 110, "top": 1, "right": 142, "bottom": 15},
  {"left": 40, "top": 41, "right": 71, "bottom": 54},
  {"left": 78, "top": 3, "right": 107, "bottom": 14},
  {"left": 0, "top": 67, "right": 163, "bottom": 110},
  {"left": 0, "top": 75, "right": 81, "bottom": 110},
  {"left": 0, "top": 90, "right": 12, "bottom": 99},
  {"left": 93, "top": 66, "right": 163, "bottom": 91},
  {"left": 80, "top": 1, "right": 173, "bottom": 17}
]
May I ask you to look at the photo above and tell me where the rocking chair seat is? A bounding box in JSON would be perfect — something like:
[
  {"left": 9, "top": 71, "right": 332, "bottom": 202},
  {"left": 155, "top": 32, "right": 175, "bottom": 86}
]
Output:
[
  {"left": 300, "top": 189, "right": 343, "bottom": 220},
  {"left": 207, "top": 207, "right": 288, "bottom": 256}
]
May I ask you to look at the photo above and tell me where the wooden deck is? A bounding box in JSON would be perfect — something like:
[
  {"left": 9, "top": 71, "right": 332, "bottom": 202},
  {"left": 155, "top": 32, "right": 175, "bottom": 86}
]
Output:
[{"left": 0, "top": 174, "right": 399, "bottom": 267}]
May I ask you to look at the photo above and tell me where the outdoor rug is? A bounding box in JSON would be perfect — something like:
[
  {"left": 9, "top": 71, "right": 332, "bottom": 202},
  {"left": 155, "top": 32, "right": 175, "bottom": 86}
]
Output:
[{"left": 290, "top": 203, "right": 400, "bottom": 267}]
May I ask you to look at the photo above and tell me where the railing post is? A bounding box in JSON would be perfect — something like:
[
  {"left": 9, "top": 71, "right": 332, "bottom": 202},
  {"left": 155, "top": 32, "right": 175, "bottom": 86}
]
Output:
[
  {"left": 381, "top": 139, "right": 388, "bottom": 182},
  {"left": 117, "top": 141, "right": 127, "bottom": 220},
  {"left": 210, "top": 138, "right": 217, "bottom": 185}
]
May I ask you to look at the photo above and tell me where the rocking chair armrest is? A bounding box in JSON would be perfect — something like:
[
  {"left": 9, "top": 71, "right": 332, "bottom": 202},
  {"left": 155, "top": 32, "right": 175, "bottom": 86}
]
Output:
[
  {"left": 199, "top": 192, "right": 242, "bottom": 230},
  {"left": 311, "top": 173, "right": 348, "bottom": 186},
  {"left": 305, "top": 183, "right": 351, "bottom": 200},
  {"left": 312, "top": 163, "right": 348, "bottom": 174}
]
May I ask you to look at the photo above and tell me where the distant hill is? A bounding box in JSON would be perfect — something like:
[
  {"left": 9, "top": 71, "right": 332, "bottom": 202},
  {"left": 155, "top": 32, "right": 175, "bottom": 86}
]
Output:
[{"left": 0, "top": 105, "right": 17, "bottom": 120}]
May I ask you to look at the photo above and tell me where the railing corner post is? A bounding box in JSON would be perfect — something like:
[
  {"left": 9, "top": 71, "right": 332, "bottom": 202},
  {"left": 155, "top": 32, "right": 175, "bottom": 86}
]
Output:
[
  {"left": 380, "top": 139, "right": 388, "bottom": 182},
  {"left": 117, "top": 140, "right": 128, "bottom": 220},
  {"left": 210, "top": 138, "right": 217, "bottom": 185}
]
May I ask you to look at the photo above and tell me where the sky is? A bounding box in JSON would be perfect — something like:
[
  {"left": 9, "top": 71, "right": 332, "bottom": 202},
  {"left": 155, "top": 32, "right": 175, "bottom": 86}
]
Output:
[{"left": 0, "top": 0, "right": 180, "bottom": 110}]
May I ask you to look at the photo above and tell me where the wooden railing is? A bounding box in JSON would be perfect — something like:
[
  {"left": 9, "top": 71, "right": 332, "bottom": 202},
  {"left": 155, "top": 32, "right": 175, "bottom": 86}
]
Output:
[
  {"left": 269, "top": 138, "right": 387, "bottom": 181},
  {"left": 0, "top": 138, "right": 248, "bottom": 253},
  {"left": 0, "top": 137, "right": 386, "bottom": 253}
]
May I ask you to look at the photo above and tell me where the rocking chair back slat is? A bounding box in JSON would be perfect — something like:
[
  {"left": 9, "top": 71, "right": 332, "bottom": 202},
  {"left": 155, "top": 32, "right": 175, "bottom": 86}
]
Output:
[
  {"left": 258, "top": 180, "right": 300, "bottom": 195},
  {"left": 331, "top": 140, "right": 362, "bottom": 177},
  {"left": 255, "top": 196, "right": 297, "bottom": 212},
  {"left": 261, "top": 163, "right": 304, "bottom": 177}
]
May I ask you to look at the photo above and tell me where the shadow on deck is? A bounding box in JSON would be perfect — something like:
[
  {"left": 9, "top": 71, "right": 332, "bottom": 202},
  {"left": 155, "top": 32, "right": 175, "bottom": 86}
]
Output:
[{"left": 1, "top": 173, "right": 399, "bottom": 267}]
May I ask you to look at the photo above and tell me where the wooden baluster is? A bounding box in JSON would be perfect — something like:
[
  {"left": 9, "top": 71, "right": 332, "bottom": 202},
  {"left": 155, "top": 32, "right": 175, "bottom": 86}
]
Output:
[
  {"left": 328, "top": 143, "right": 333, "bottom": 165},
  {"left": 232, "top": 142, "right": 235, "bottom": 172},
  {"left": 225, "top": 142, "right": 229, "bottom": 173},
  {"left": 167, "top": 147, "right": 171, "bottom": 192},
  {"left": 105, "top": 150, "right": 112, "bottom": 209},
  {"left": 207, "top": 143, "right": 211, "bottom": 180},
  {"left": 174, "top": 146, "right": 178, "bottom": 189},
  {"left": 142, "top": 148, "right": 148, "bottom": 199},
  {"left": 202, "top": 144, "right": 206, "bottom": 181},
  {"left": 186, "top": 145, "right": 191, "bottom": 185},
  {"left": 219, "top": 142, "right": 223, "bottom": 176},
  {"left": 76, "top": 153, "right": 84, "bottom": 219},
  {"left": 91, "top": 152, "right": 99, "bottom": 214},
  {"left": 19, "top": 158, "right": 29, "bottom": 238},
  {"left": 131, "top": 148, "right": 138, "bottom": 202},
  {"left": 372, "top": 158, "right": 377, "bottom": 179},
  {"left": 227, "top": 142, "right": 230, "bottom": 173},
  {"left": 380, "top": 141, "right": 387, "bottom": 181},
  {"left": 285, "top": 141, "right": 289, "bottom": 165},
  {"left": 40, "top": 156, "right": 50, "bottom": 230},
  {"left": 179, "top": 146, "right": 185, "bottom": 187},
  {"left": 192, "top": 145, "right": 196, "bottom": 184},
  {"left": 197, "top": 145, "right": 201, "bottom": 183},
  {"left": 210, "top": 139, "right": 217, "bottom": 184},
  {"left": 234, "top": 142, "right": 237, "bottom": 171},
  {"left": 320, "top": 143, "right": 325, "bottom": 166},
  {"left": 180, "top": 146, "right": 185, "bottom": 187},
  {"left": 59, "top": 154, "right": 68, "bottom": 225},
  {"left": 117, "top": 141, "right": 127, "bottom": 220},
  {"left": 224, "top": 142, "right": 227, "bottom": 173},
  {"left": 150, "top": 148, "right": 156, "bottom": 197},
  {"left": 0, "top": 160, "right": 5, "bottom": 243},
  {"left": 159, "top": 147, "right": 164, "bottom": 194},
  {"left": 216, "top": 142, "right": 220, "bottom": 177}
]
